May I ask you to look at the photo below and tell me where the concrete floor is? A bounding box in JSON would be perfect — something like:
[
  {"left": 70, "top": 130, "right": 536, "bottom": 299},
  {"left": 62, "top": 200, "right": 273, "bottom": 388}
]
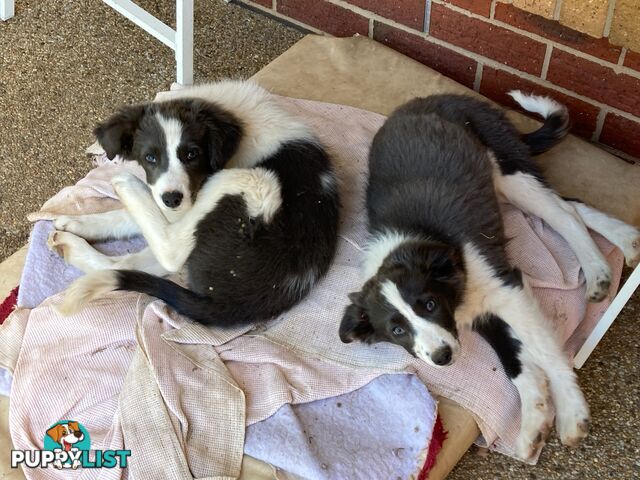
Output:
[{"left": 0, "top": 1, "right": 638, "bottom": 479}]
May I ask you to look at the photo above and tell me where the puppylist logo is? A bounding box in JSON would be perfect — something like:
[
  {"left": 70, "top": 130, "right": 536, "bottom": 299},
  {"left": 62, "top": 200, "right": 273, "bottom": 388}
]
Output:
[{"left": 11, "top": 420, "right": 131, "bottom": 470}]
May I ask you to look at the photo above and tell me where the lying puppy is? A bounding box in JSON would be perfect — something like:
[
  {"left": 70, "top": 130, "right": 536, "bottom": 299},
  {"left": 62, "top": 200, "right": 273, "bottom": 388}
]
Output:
[
  {"left": 339, "top": 91, "right": 640, "bottom": 460},
  {"left": 49, "top": 80, "right": 340, "bottom": 326}
]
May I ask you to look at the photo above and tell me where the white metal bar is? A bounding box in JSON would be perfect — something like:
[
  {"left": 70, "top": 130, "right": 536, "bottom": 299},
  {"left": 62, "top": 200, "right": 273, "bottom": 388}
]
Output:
[
  {"left": 573, "top": 264, "right": 640, "bottom": 368},
  {"left": 102, "top": 0, "right": 176, "bottom": 49},
  {"left": 175, "top": 0, "right": 194, "bottom": 85},
  {"left": 0, "top": 0, "right": 15, "bottom": 21}
]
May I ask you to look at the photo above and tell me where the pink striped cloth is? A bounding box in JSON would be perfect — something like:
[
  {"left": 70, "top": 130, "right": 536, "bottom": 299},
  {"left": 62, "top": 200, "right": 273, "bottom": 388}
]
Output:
[{"left": 0, "top": 96, "right": 624, "bottom": 479}]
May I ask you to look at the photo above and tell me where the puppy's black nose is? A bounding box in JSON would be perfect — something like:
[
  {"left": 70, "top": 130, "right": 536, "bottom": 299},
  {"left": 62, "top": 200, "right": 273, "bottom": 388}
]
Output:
[
  {"left": 161, "top": 191, "right": 183, "bottom": 208},
  {"left": 432, "top": 345, "right": 453, "bottom": 366},
  {"left": 74, "top": 431, "right": 83, "bottom": 439}
]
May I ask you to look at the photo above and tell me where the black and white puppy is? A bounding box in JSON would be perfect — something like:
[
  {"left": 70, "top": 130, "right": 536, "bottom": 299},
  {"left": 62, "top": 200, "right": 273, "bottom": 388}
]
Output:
[
  {"left": 50, "top": 80, "right": 340, "bottom": 326},
  {"left": 339, "top": 91, "right": 640, "bottom": 460}
]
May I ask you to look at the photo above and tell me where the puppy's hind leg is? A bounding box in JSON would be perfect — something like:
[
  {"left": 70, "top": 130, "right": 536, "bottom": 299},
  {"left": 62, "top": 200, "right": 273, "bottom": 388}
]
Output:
[
  {"left": 48, "top": 231, "right": 168, "bottom": 276},
  {"left": 50, "top": 209, "right": 141, "bottom": 241},
  {"left": 495, "top": 172, "right": 611, "bottom": 302},
  {"left": 570, "top": 201, "right": 640, "bottom": 268},
  {"left": 473, "top": 313, "right": 553, "bottom": 460}
]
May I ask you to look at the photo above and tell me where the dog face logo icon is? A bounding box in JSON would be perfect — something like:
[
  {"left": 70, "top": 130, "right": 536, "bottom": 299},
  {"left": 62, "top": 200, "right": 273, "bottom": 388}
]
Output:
[{"left": 43, "top": 420, "right": 90, "bottom": 469}]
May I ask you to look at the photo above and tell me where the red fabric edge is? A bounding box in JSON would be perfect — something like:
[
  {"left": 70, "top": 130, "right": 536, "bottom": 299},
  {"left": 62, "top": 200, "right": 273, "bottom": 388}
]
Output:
[
  {"left": 0, "top": 286, "right": 19, "bottom": 325},
  {"left": 418, "top": 414, "right": 447, "bottom": 480}
]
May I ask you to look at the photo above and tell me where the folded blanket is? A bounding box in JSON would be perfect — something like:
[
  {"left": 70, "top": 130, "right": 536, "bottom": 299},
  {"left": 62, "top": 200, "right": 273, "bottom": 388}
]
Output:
[
  {"left": 4, "top": 226, "right": 437, "bottom": 479},
  {"left": 0, "top": 96, "right": 624, "bottom": 479}
]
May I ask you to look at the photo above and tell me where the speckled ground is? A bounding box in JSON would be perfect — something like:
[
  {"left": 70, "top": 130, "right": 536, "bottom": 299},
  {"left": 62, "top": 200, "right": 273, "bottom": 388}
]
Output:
[
  {"left": 0, "top": 0, "right": 303, "bottom": 261},
  {"left": 1, "top": 2, "right": 638, "bottom": 479}
]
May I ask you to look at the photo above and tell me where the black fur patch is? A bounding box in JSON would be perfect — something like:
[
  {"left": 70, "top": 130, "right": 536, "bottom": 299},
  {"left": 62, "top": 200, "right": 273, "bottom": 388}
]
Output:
[
  {"left": 183, "top": 141, "right": 340, "bottom": 325},
  {"left": 473, "top": 313, "right": 522, "bottom": 378},
  {"left": 394, "top": 95, "right": 568, "bottom": 184},
  {"left": 366, "top": 107, "right": 515, "bottom": 279}
]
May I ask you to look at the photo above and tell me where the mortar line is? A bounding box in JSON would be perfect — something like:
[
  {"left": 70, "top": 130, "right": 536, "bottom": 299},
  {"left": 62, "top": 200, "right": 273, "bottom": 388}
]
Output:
[
  {"left": 553, "top": 0, "right": 563, "bottom": 21},
  {"left": 593, "top": 108, "right": 608, "bottom": 141},
  {"left": 424, "top": 0, "right": 432, "bottom": 34},
  {"left": 603, "top": 0, "right": 616, "bottom": 38},
  {"left": 618, "top": 48, "right": 627, "bottom": 66},
  {"left": 473, "top": 63, "right": 484, "bottom": 91},
  {"left": 541, "top": 44, "right": 553, "bottom": 80}
]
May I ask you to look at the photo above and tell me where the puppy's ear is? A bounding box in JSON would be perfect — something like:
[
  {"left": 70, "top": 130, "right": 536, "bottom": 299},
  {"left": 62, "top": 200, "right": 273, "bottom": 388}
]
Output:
[
  {"left": 94, "top": 104, "right": 146, "bottom": 160},
  {"left": 339, "top": 293, "right": 375, "bottom": 344},
  {"left": 426, "top": 245, "right": 465, "bottom": 290},
  {"left": 46, "top": 424, "right": 64, "bottom": 444},
  {"left": 196, "top": 101, "right": 243, "bottom": 170}
]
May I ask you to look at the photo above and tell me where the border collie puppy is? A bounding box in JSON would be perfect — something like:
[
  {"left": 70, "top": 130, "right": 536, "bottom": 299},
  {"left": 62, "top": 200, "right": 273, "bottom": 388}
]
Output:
[
  {"left": 49, "top": 80, "right": 340, "bottom": 326},
  {"left": 339, "top": 91, "right": 640, "bottom": 460}
]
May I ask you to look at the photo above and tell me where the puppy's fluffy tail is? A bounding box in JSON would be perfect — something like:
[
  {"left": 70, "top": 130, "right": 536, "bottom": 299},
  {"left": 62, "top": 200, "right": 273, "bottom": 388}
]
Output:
[
  {"left": 58, "top": 270, "right": 243, "bottom": 326},
  {"left": 508, "top": 90, "right": 570, "bottom": 155}
]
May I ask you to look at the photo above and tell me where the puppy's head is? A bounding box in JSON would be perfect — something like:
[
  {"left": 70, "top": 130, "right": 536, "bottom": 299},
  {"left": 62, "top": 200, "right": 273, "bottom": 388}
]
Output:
[
  {"left": 46, "top": 422, "right": 84, "bottom": 446},
  {"left": 94, "top": 98, "right": 243, "bottom": 214},
  {"left": 340, "top": 241, "right": 465, "bottom": 367}
]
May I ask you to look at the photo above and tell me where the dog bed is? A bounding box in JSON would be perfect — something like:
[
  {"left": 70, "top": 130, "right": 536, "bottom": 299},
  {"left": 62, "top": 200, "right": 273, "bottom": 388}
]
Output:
[{"left": 0, "top": 92, "right": 625, "bottom": 478}]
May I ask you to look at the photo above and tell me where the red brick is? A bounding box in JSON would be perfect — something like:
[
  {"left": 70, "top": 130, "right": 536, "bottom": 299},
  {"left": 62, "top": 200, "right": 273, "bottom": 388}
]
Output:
[
  {"left": 479, "top": 67, "right": 599, "bottom": 138},
  {"left": 373, "top": 22, "right": 477, "bottom": 88},
  {"left": 547, "top": 49, "right": 640, "bottom": 117},
  {"left": 250, "top": 0, "right": 272, "bottom": 8},
  {"left": 624, "top": 50, "right": 640, "bottom": 71},
  {"left": 277, "top": 0, "right": 369, "bottom": 37},
  {"left": 599, "top": 113, "right": 640, "bottom": 159},
  {"left": 494, "top": 3, "right": 622, "bottom": 63},
  {"left": 349, "top": 0, "right": 425, "bottom": 30},
  {"left": 442, "top": 0, "right": 492, "bottom": 17},
  {"left": 429, "top": 3, "right": 546, "bottom": 75}
]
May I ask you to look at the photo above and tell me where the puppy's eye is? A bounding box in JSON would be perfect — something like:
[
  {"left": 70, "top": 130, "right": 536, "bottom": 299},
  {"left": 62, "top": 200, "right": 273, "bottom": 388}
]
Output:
[
  {"left": 186, "top": 149, "right": 199, "bottom": 161},
  {"left": 419, "top": 298, "right": 436, "bottom": 312},
  {"left": 145, "top": 153, "right": 156, "bottom": 164},
  {"left": 392, "top": 326, "right": 405, "bottom": 336},
  {"left": 360, "top": 312, "right": 369, "bottom": 321}
]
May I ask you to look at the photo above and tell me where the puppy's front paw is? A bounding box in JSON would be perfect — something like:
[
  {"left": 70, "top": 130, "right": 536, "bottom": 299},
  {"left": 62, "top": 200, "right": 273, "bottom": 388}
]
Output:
[
  {"left": 556, "top": 391, "right": 590, "bottom": 447},
  {"left": 111, "top": 173, "right": 146, "bottom": 197},
  {"left": 515, "top": 379, "right": 553, "bottom": 461},
  {"left": 585, "top": 266, "right": 611, "bottom": 303},
  {"left": 52, "top": 214, "right": 83, "bottom": 234}
]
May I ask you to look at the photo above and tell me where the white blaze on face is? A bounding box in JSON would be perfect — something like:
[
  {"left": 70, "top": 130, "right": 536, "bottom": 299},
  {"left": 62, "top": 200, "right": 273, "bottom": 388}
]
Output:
[
  {"left": 61, "top": 424, "right": 82, "bottom": 444},
  {"left": 380, "top": 280, "right": 459, "bottom": 366},
  {"left": 153, "top": 114, "right": 192, "bottom": 212}
]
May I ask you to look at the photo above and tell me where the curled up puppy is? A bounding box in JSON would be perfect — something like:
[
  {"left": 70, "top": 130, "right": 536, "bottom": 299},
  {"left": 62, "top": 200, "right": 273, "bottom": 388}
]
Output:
[{"left": 48, "top": 80, "right": 340, "bottom": 327}]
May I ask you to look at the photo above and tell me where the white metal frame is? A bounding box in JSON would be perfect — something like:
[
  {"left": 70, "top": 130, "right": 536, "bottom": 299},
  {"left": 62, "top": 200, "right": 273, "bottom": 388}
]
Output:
[
  {"left": 573, "top": 264, "right": 640, "bottom": 368},
  {"left": 0, "top": 0, "right": 14, "bottom": 21},
  {"left": 103, "top": 0, "right": 193, "bottom": 85},
  {"left": 1, "top": 0, "right": 194, "bottom": 85}
]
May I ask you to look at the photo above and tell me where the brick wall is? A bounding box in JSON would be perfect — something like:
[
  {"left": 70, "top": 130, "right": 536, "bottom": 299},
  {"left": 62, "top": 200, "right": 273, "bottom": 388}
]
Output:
[{"left": 235, "top": 0, "right": 640, "bottom": 163}]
